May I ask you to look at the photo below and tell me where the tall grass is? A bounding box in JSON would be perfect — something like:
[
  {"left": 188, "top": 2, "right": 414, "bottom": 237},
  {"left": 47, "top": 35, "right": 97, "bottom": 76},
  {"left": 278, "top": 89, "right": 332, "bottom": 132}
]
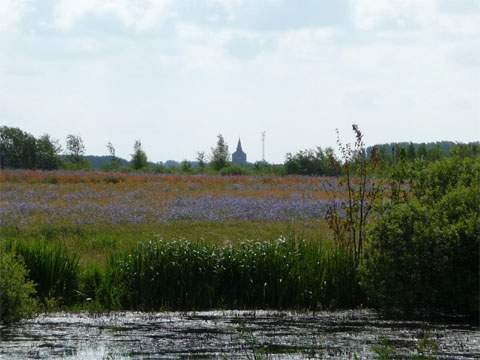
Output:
[
  {"left": 6, "top": 241, "right": 80, "bottom": 305},
  {"left": 102, "top": 237, "right": 362, "bottom": 310}
]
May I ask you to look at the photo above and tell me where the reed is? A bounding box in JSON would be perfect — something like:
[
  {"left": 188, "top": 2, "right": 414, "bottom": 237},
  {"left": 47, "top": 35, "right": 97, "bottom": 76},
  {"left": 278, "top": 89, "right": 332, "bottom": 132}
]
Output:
[
  {"left": 7, "top": 241, "right": 80, "bottom": 305},
  {"left": 103, "top": 236, "right": 362, "bottom": 310}
]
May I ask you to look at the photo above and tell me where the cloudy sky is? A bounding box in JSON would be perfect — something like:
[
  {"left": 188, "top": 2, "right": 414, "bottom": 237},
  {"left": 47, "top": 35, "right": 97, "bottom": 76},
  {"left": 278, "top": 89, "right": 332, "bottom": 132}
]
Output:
[{"left": 1, "top": 0, "right": 479, "bottom": 163}]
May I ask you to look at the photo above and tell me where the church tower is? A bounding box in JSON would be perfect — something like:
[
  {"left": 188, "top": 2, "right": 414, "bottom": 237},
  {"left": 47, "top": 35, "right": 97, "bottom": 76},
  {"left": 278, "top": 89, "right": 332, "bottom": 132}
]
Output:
[{"left": 232, "top": 139, "right": 247, "bottom": 165}]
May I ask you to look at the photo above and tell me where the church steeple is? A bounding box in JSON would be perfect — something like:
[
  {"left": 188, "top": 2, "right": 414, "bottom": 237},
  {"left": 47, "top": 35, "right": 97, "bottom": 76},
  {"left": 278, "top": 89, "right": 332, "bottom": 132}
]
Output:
[
  {"left": 236, "top": 139, "right": 243, "bottom": 152},
  {"left": 232, "top": 138, "right": 247, "bottom": 165}
]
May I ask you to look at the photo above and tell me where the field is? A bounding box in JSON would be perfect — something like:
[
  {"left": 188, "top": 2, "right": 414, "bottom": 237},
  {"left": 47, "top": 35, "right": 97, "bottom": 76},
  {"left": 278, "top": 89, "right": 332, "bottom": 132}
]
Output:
[
  {"left": 1, "top": 170, "right": 361, "bottom": 312},
  {"left": 1, "top": 170, "right": 339, "bottom": 265}
]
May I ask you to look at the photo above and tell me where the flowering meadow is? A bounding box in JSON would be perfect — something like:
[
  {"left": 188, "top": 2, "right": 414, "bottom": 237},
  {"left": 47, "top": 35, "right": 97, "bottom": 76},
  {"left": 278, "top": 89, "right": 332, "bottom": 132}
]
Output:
[
  {"left": 1, "top": 170, "right": 360, "bottom": 312},
  {"left": 0, "top": 170, "right": 342, "bottom": 229}
]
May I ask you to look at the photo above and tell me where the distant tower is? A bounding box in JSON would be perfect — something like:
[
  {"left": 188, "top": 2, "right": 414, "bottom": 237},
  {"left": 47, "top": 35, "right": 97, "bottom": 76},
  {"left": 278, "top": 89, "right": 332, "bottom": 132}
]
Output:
[
  {"left": 261, "top": 131, "right": 266, "bottom": 162},
  {"left": 232, "top": 139, "right": 247, "bottom": 165}
]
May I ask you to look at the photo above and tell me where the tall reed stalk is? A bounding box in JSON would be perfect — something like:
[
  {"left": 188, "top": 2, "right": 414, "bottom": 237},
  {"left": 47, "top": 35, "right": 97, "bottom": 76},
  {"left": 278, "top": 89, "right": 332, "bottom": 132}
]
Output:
[{"left": 103, "top": 236, "right": 362, "bottom": 310}]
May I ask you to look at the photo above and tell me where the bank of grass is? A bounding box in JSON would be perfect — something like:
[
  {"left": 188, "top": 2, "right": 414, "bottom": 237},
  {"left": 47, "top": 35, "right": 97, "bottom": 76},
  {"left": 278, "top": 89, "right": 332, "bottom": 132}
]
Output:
[
  {"left": 102, "top": 237, "right": 360, "bottom": 310},
  {"left": 1, "top": 230, "right": 361, "bottom": 313},
  {"left": 0, "top": 219, "right": 332, "bottom": 267}
]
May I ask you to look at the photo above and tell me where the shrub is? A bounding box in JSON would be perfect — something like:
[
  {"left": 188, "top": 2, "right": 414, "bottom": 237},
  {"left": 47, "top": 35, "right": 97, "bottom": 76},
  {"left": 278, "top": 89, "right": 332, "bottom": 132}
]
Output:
[
  {"left": 219, "top": 165, "right": 251, "bottom": 176},
  {"left": 0, "top": 251, "right": 37, "bottom": 322},
  {"left": 363, "top": 158, "right": 480, "bottom": 317}
]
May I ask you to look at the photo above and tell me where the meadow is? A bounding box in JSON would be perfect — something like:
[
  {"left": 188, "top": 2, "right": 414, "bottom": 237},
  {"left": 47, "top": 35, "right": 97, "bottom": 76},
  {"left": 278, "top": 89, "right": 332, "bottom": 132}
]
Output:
[
  {"left": 1, "top": 156, "right": 478, "bottom": 323},
  {"left": 1, "top": 170, "right": 358, "bottom": 313}
]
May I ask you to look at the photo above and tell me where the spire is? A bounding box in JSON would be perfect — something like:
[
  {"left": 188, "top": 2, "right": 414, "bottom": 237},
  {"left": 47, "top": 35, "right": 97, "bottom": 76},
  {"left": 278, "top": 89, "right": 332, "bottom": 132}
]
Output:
[{"left": 236, "top": 138, "right": 243, "bottom": 152}]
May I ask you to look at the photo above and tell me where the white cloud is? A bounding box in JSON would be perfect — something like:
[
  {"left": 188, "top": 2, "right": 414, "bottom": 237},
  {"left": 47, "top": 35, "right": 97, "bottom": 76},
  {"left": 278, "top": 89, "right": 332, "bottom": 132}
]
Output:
[
  {"left": 352, "top": 0, "right": 437, "bottom": 30},
  {"left": 53, "top": 0, "right": 172, "bottom": 30},
  {"left": 0, "top": 0, "right": 30, "bottom": 32}
]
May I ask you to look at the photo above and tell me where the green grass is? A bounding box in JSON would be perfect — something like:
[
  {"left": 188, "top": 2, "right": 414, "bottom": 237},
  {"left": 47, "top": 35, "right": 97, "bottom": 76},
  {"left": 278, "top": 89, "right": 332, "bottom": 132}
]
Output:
[
  {"left": 101, "top": 236, "right": 361, "bottom": 311},
  {"left": 1, "top": 220, "right": 360, "bottom": 312},
  {"left": 4, "top": 240, "right": 80, "bottom": 306},
  {"left": 0, "top": 220, "right": 332, "bottom": 268}
]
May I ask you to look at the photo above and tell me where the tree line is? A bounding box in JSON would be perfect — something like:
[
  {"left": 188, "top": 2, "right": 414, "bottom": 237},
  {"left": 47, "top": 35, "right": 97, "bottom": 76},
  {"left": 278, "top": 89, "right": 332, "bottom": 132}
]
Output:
[{"left": 0, "top": 125, "right": 478, "bottom": 175}]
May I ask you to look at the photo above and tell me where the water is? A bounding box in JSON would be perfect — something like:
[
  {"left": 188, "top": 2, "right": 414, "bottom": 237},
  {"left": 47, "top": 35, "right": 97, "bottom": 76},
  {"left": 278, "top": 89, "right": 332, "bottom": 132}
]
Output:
[{"left": 0, "top": 310, "right": 478, "bottom": 359}]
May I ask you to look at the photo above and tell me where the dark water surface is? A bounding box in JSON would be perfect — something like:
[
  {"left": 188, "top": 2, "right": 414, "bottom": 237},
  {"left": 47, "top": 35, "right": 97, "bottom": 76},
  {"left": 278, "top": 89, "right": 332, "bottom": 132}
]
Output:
[{"left": 0, "top": 310, "right": 478, "bottom": 359}]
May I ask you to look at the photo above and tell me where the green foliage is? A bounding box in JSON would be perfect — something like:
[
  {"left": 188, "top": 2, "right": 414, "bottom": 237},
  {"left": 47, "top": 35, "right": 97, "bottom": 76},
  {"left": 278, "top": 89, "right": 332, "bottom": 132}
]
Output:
[
  {"left": 371, "top": 337, "right": 397, "bottom": 359},
  {"left": 413, "top": 331, "right": 439, "bottom": 360},
  {"left": 66, "top": 134, "right": 86, "bottom": 164},
  {"left": 80, "top": 265, "right": 103, "bottom": 302},
  {"left": 9, "top": 241, "right": 80, "bottom": 306},
  {"left": 0, "top": 126, "right": 37, "bottom": 169},
  {"left": 363, "top": 157, "right": 480, "bottom": 317},
  {"left": 220, "top": 165, "right": 251, "bottom": 176},
  {"left": 180, "top": 160, "right": 193, "bottom": 173},
  {"left": 102, "top": 237, "right": 361, "bottom": 310},
  {"left": 0, "top": 126, "right": 62, "bottom": 170},
  {"left": 196, "top": 151, "right": 207, "bottom": 169},
  {"left": 0, "top": 251, "right": 38, "bottom": 323},
  {"left": 35, "top": 134, "right": 63, "bottom": 170},
  {"left": 104, "top": 142, "right": 121, "bottom": 170},
  {"left": 210, "top": 134, "right": 230, "bottom": 170},
  {"left": 284, "top": 147, "right": 340, "bottom": 176},
  {"left": 131, "top": 140, "right": 148, "bottom": 170}
]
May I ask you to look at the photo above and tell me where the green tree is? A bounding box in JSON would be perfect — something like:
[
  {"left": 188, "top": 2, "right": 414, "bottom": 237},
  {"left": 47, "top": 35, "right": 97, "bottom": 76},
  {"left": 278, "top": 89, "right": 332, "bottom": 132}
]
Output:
[
  {"left": 36, "top": 135, "right": 62, "bottom": 170},
  {"left": 196, "top": 151, "right": 206, "bottom": 169},
  {"left": 210, "top": 134, "right": 230, "bottom": 171},
  {"left": 0, "top": 126, "right": 37, "bottom": 169},
  {"left": 407, "top": 142, "right": 416, "bottom": 161},
  {"left": 66, "top": 134, "right": 86, "bottom": 164},
  {"left": 131, "top": 140, "right": 148, "bottom": 170},
  {"left": 106, "top": 141, "right": 121, "bottom": 170},
  {"left": 417, "top": 143, "right": 427, "bottom": 160},
  {"left": 180, "top": 160, "right": 192, "bottom": 173}
]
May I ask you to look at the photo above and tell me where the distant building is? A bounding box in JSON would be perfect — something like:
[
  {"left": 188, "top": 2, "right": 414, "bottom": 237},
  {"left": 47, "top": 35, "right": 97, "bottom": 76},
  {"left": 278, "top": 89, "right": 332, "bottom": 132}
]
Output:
[{"left": 232, "top": 139, "right": 247, "bottom": 165}]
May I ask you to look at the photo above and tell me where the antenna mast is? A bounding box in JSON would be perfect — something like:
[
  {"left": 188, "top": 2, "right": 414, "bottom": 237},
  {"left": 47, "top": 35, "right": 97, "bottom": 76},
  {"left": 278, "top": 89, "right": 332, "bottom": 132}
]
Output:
[{"left": 261, "top": 131, "right": 266, "bottom": 162}]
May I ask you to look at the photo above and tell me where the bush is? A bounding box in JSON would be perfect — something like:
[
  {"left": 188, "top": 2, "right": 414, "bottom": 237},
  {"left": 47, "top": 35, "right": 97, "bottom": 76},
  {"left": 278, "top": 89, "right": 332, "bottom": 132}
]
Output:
[
  {"left": 363, "top": 158, "right": 480, "bottom": 317},
  {"left": 0, "top": 251, "right": 37, "bottom": 322},
  {"left": 219, "top": 165, "right": 251, "bottom": 176}
]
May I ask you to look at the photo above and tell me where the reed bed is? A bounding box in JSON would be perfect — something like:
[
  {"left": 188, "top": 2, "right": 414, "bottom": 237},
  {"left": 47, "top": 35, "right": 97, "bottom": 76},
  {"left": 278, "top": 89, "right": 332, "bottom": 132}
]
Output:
[
  {"left": 102, "top": 237, "right": 361, "bottom": 310},
  {"left": 5, "top": 241, "right": 80, "bottom": 305}
]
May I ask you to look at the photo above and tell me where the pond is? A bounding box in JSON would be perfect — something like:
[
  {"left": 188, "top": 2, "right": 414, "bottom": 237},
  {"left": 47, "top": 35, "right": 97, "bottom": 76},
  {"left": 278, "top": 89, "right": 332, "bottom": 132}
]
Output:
[{"left": 0, "top": 310, "right": 478, "bottom": 359}]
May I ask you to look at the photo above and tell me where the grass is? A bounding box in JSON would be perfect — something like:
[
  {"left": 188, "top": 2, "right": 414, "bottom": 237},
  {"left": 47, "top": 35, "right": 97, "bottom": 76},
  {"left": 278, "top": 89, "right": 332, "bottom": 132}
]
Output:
[
  {"left": 4, "top": 240, "right": 80, "bottom": 306},
  {"left": 101, "top": 236, "right": 361, "bottom": 311},
  {"left": 0, "top": 219, "right": 332, "bottom": 267},
  {"left": 1, "top": 223, "right": 359, "bottom": 312}
]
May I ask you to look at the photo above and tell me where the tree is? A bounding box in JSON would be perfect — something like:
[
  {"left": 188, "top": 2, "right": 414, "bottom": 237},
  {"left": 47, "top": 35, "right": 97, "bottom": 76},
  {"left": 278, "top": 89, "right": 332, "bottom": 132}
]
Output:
[
  {"left": 210, "top": 134, "right": 230, "bottom": 171},
  {"left": 106, "top": 142, "right": 120, "bottom": 170},
  {"left": 180, "top": 160, "right": 192, "bottom": 173},
  {"left": 36, "top": 135, "right": 62, "bottom": 170},
  {"left": 66, "top": 134, "right": 85, "bottom": 164},
  {"left": 407, "top": 142, "right": 416, "bottom": 161},
  {"left": 131, "top": 140, "right": 148, "bottom": 170},
  {"left": 196, "top": 151, "right": 206, "bottom": 169},
  {"left": 0, "top": 126, "right": 37, "bottom": 169},
  {"left": 325, "top": 125, "right": 381, "bottom": 267}
]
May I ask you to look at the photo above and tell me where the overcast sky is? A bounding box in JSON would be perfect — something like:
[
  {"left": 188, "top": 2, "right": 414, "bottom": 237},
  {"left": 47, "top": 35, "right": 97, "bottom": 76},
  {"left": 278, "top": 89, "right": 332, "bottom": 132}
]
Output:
[{"left": 1, "top": 0, "right": 479, "bottom": 163}]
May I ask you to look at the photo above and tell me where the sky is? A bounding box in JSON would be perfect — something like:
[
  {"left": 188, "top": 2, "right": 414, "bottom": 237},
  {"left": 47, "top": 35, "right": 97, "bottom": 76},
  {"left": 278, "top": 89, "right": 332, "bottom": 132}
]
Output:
[{"left": 0, "top": 0, "right": 479, "bottom": 163}]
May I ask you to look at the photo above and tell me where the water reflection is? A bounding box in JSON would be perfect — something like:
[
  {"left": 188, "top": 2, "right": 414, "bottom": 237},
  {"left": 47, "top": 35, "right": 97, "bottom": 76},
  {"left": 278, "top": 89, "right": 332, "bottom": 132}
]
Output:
[{"left": 0, "top": 310, "right": 478, "bottom": 359}]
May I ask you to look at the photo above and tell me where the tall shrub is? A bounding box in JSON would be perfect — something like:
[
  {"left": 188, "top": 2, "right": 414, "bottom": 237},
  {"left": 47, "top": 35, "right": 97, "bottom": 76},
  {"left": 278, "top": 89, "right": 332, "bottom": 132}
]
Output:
[
  {"left": 0, "top": 252, "right": 37, "bottom": 322},
  {"left": 363, "top": 158, "right": 480, "bottom": 317}
]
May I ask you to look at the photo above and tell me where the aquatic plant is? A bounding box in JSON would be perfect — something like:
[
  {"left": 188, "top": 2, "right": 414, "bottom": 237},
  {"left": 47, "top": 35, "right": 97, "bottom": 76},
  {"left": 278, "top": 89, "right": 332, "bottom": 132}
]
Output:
[
  {"left": 8, "top": 241, "right": 80, "bottom": 305},
  {"left": 103, "top": 237, "right": 361, "bottom": 310}
]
